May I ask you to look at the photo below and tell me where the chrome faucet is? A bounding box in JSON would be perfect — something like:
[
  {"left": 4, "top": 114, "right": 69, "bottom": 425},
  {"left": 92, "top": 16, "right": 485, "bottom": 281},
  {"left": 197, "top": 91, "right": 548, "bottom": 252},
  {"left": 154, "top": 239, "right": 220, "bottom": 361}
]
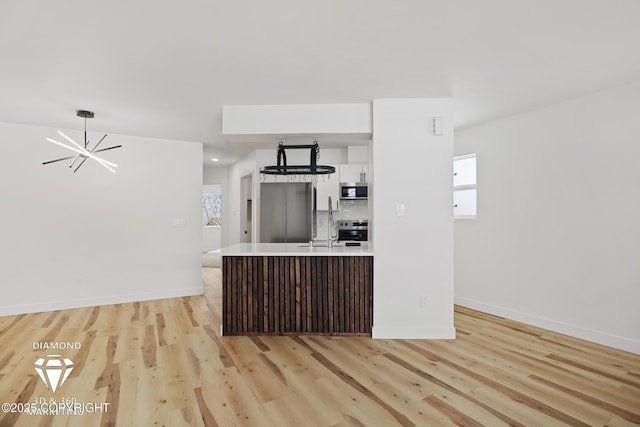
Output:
[{"left": 328, "top": 196, "right": 339, "bottom": 248}]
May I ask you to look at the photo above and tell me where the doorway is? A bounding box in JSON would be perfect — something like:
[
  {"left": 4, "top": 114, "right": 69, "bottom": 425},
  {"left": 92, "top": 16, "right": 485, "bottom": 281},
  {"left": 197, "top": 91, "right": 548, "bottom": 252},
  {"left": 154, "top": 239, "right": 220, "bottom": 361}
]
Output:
[{"left": 240, "top": 174, "right": 253, "bottom": 243}]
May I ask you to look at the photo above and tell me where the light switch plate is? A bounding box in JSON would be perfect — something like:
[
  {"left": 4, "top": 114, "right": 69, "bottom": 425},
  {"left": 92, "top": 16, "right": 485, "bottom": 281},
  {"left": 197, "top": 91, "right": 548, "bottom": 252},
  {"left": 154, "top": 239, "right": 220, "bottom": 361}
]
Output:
[
  {"left": 433, "top": 116, "right": 444, "bottom": 136},
  {"left": 396, "top": 203, "right": 405, "bottom": 216},
  {"left": 172, "top": 218, "right": 186, "bottom": 227}
]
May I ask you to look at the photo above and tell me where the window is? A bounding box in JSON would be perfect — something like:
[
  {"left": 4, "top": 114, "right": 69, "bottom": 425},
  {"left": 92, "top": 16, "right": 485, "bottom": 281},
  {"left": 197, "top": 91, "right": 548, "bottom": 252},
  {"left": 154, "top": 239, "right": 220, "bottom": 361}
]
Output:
[{"left": 454, "top": 153, "right": 476, "bottom": 218}]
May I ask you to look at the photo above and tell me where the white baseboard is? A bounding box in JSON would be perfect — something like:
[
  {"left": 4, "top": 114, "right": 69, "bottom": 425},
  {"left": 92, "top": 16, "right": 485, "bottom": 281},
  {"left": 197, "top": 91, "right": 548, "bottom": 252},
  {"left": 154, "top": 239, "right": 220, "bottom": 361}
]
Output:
[
  {"left": 455, "top": 296, "right": 640, "bottom": 355},
  {"left": 372, "top": 326, "right": 456, "bottom": 340},
  {"left": 0, "top": 286, "right": 203, "bottom": 317}
]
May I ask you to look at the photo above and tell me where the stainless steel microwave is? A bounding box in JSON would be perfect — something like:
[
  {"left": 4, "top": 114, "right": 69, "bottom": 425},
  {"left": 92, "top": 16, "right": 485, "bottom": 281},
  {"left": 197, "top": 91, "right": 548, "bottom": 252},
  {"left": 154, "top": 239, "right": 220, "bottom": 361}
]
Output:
[{"left": 339, "top": 182, "right": 368, "bottom": 200}]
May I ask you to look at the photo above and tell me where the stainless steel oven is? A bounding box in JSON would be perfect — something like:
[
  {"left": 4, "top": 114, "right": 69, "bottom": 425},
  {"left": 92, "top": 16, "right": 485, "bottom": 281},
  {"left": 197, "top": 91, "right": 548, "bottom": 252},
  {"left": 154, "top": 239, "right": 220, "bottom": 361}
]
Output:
[{"left": 337, "top": 220, "right": 368, "bottom": 242}]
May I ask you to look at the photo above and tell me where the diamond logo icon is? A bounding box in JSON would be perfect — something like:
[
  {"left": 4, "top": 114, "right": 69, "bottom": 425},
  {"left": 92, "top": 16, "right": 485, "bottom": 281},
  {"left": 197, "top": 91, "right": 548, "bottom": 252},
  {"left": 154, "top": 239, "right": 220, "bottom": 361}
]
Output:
[{"left": 34, "top": 354, "right": 74, "bottom": 393}]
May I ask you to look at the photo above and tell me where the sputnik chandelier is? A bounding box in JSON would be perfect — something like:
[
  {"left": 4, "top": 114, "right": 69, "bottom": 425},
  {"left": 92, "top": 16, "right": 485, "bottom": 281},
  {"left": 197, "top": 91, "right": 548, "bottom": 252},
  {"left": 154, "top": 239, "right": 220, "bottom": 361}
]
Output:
[{"left": 43, "top": 110, "right": 122, "bottom": 173}]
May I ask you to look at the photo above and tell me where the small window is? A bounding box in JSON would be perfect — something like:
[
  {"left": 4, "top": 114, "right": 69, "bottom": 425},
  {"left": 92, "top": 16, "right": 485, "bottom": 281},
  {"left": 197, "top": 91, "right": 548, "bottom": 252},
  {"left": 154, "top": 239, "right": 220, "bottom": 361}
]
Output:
[{"left": 454, "top": 153, "right": 476, "bottom": 219}]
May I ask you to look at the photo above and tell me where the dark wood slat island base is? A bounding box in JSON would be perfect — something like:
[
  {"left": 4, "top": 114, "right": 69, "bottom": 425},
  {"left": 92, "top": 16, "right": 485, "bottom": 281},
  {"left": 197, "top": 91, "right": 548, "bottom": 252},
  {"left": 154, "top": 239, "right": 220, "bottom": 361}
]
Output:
[{"left": 223, "top": 255, "right": 373, "bottom": 335}]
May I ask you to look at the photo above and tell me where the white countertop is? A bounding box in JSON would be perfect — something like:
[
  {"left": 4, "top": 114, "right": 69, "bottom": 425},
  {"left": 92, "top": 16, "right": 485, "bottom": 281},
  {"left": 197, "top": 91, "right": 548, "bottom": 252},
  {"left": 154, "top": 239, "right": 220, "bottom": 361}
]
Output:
[{"left": 219, "top": 242, "right": 374, "bottom": 256}]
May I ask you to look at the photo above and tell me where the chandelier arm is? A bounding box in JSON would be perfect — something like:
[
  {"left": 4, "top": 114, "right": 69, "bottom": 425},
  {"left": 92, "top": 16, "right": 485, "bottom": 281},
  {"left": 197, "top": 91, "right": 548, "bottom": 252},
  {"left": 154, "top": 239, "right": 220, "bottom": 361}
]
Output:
[
  {"left": 73, "top": 157, "right": 89, "bottom": 173},
  {"left": 68, "top": 152, "right": 83, "bottom": 169},
  {"left": 43, "top": 155, "right": 78, "bottom": 165},
  {"left": 54, "top": 132, "right": 118, "bottom": 169},
  {"left": 46, "top": 138, "right": 117, "bottom": 172},
  {"left": 72, "top": 134, "right": 111, "bottom": 171},
  {"left": 89, "top": 134, "right": 109, "bottom": 152},
  {"left": 93, "top": 144, "right": 122, "bottom": 153}
]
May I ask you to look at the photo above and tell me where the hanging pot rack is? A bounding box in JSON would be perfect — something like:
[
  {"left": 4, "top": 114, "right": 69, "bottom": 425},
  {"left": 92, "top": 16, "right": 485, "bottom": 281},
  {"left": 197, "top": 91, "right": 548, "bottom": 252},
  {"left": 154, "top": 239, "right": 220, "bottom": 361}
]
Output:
[{"left": 260, "top": 140, "right": 336, "bottom": 175}]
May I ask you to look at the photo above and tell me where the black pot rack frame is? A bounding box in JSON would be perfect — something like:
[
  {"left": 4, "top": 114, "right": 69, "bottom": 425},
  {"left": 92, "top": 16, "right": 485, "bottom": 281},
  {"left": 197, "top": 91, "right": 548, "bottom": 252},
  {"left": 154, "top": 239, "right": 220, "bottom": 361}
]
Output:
[{"left": 260, "top": 141, "right": 336, "bottom": 175}]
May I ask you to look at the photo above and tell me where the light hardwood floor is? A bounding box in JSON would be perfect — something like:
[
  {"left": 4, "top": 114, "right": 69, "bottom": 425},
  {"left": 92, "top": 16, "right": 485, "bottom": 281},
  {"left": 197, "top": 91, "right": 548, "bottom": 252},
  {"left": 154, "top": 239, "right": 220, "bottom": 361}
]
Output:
[{"left": 1, "top": 267, "right": 639, "bottom": 426}]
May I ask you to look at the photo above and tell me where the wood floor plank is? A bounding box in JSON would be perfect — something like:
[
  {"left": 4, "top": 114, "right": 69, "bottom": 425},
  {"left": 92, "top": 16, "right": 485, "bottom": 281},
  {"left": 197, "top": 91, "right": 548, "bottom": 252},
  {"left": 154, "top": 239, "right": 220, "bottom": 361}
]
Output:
[
  {"left": 156, "top": 344, "right": 200, "bottom": 413},
  {"left": 529, "top": 374, "right": 640, "bottom": 424},
  {"left": 310, "top": 350, "right": 415, "bottom": 426},
  {"left": 383, "top": 351, "right": 525, "bottom": 427},
  {"left": 192, "top": 386, "right": 216, "bottom": 427},
  {"left": 265, "top": 377, "right": 344, "bottom": 426},
  {"left": 198, "top": 372, "right": 256, "bottom": 427},
  {"left": 434, "top": 328, "right": 640, "bottom": 412},
  {"left": 262, "top": 395, "right": 326, "bottom": 427},
  {"left": 456, "top": 312, "right": 640, "bottom": 380},
  {"left": 1, "top": 267, "right": 639, "bottom": 427},
  {"left": 424, "top": 395, "right": 484, "bottom": 427},
  {"left": 312, "top": 376, "right": 405, "bottom": 426},
  {"left": 398, "top": 340, "right": 593, "bottom": 426},
  {"left": 141, "top": 325, "right": 157, "bottom": 368},
  {"left": 0, "top": 314, "right": 41, "bottom": 364},
  {"left": 213, "top": 365, "right": 275, "bottom": 427},
  {"left": 222, "top": 337, "right": 283, "bottom": 404},
  {"left": 82, "top": 306, "right": 101, "bottom": 332},
  {"left": 466, "top": 385, "right": 571, "bottom": 426},
  {"left": 112, "top": 323, "right": 141, "bottom": 364},
  {"left": 184, "top": 327, "right": 227, "bottom": 380},
  {"left": 0, "top": 376, "right": 40, "bottom": 427},
  {"left": 421, "top": 390, "right": 514, "bottom": 427},
  {"left": 0, "top": 314, "right": 27, "bottom": 338}
]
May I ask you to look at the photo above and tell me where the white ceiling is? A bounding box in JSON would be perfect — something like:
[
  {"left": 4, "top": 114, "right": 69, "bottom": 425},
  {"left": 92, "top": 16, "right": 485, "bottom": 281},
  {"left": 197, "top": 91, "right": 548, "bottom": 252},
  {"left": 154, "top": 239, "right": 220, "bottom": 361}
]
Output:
[{"left": 1, "top": 1, "right": 639, "bottom": 165}]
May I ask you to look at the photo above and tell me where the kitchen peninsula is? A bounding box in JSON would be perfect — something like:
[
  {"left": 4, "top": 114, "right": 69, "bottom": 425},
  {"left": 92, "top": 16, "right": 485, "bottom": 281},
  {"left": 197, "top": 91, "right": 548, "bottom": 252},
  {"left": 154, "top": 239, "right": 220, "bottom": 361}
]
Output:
[{"left": 219, "top": 243, "right": 374, "bottom": 336}]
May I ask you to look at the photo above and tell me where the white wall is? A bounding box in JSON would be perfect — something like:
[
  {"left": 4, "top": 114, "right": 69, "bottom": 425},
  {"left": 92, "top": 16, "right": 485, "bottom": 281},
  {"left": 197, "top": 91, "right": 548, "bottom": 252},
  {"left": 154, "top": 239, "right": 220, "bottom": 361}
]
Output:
[
  {"left": 372, "top": 99, "right": 455, "bottom": 339},
  {"left": 0, "top": 121, "right": 203, "bottom": 316},
  {"left": 202, "top": 225, "right": 221, "bottom": 252},
  {"left": 223, "top": 103, "right": 372, "bottom": 135},
  {"left": 454, "top": 80, "right": 640, "bottom": 354},
  {"left": 203, "top": 166, "right": 228, "bottom": 187}
]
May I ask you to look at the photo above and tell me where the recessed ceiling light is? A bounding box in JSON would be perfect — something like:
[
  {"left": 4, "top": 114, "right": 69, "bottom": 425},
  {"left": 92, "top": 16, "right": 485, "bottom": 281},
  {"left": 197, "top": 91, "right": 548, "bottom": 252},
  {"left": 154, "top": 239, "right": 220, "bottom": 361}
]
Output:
[{"left": 211, "top": 158, "right": 219, "bottom": 162}]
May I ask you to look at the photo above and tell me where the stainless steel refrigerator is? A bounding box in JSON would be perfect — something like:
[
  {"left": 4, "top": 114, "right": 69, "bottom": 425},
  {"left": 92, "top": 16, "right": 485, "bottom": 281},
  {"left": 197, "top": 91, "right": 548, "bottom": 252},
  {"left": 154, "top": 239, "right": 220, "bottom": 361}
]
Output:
[{"left": 259, "top": 182, "right": 315, "bottom": 243}]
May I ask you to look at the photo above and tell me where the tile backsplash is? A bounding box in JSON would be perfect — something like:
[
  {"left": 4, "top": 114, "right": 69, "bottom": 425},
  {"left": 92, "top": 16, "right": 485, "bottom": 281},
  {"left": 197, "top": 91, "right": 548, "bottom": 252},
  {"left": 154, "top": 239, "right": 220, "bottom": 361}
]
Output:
[
  {"left": 337, "top": 199, "right": 368, "bottom": 220},
  {"left": 314, "top": 200, "right": 368, "bottom": 240}
]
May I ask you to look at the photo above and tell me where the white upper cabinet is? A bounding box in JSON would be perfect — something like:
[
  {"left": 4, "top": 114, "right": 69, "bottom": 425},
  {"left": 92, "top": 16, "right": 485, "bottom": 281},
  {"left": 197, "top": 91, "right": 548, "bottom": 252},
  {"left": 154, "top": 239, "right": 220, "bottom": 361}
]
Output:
[{"left": 339, "top": 164, "right": 369, "bottom": 183}]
